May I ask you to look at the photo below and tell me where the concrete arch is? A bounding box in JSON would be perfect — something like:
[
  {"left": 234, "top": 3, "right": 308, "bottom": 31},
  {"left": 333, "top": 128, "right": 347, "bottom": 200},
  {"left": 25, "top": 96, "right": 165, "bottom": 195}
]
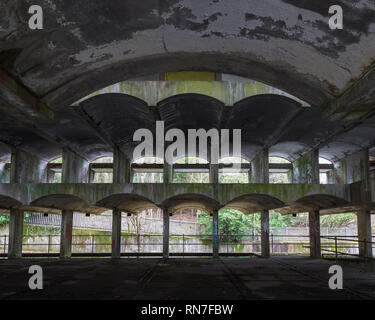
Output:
[
  {"left": 228, "top": 95, "right": 303, "bottom": 146},
  {"left": 158, "top": 93, "right": 225, "bottom": 107},
  {"left": 161, "top": 193, "right": 221, "bottom": 215},
  {"left": 80, "top": 93, "right": 156, "bottom": 158},
  {"left": 157, "top": 93, "right": 224, "bottom": 132},
  {"left": 222, "top": 194, "right": 285, "bottom": 214},
  {"left": 45, "top": 52, "right": 332, "bottom": 112},
  {"left": 0, "top": 195, "right": 23, "bottom": 210},
  {"left": 276, "top": 194, "right": 350, "bottom": 215},
  {"left": 30, "top": 194, "right": 95, "bottom": 213},
  {"left": 76, "top": 79, "right": 308, "bottom": 107},
  {"left": 96, "top": 193, "right": 158, "bottom": 214},
  {"left": 269, "top": 142, "right": 310, "bottom": 162},
  {"left": 233, "top": 93, "right": 302, "bottom": 108},
  {"left": 320, "top": 141, "right": 366, "bottom": 162}
]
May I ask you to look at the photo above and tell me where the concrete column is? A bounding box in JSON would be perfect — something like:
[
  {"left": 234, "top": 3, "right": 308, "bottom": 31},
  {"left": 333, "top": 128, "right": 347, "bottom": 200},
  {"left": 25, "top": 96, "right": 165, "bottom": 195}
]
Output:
[
  {"left": 8, "top": 209, "right": 24, "bottom": 259},
  {"left": 261, "top": 210, "right": 270, "bottom": 258},
  {"left": 309, "top": 210, "right": 321, "bottom": 258},
  {"left": 292, "top": 150, "right": 319, "bottom": 184},
  {"left": 10, "top": 148, "right": 48, "bottom": 183},
  {"left": 163, "top": 208, "right": 170, "bottom": 259},
  {"left": 62, "top": 148, "right": 89, "bottom": 183},
  {"left": 250, "top": 149, "right": 269, "bottom": 183},
  {"left": 113, "top": 147, "right": 131, "bottom": 183},
  {"left": 357, "top": 210, "right": 372, "bottom": 259},
  {"left": 112, "top": 208, "right": 122, "bottom": 258},
  {"left": 163, "top": 162, "right": 173, "bottom": 184},
  {"left": 213, "top": 210, "right": 219, "bottom": 258},
  {"left": 332, "top": 149, "right": 369, "bottom": 185},
  {"left": 60, "top": 210, "right": 73, "bottom": 259},
  {"left": 209, "top": 164, "right": 219, "bottom": 184}
]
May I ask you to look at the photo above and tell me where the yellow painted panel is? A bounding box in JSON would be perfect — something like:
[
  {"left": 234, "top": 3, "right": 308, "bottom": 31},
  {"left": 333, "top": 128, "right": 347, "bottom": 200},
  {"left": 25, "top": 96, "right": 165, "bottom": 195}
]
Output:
[{"left": 165, "top": 72, "right": 216, "bottom": 81}]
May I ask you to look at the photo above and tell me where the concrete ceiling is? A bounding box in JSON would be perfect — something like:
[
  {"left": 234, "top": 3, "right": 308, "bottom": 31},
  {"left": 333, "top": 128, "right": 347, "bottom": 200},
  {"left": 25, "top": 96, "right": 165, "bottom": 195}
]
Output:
[
  {"left": 0, "top": 93, "right": 374, "bottom": 163},
  {"left": 1, "top": 1, "right": 375, "bottom": 162}
]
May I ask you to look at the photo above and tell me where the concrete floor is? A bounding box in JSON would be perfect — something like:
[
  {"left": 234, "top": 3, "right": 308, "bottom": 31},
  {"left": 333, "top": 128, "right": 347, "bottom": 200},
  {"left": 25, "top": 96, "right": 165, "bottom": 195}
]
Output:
[{"left": 1, "top": 256, "right": 375, "bottom": 300}]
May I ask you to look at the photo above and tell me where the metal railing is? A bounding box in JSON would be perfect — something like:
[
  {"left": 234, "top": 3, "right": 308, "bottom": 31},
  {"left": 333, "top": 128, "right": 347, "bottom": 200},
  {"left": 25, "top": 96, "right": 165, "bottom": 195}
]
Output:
[
  {"left": 0, "top": 233, "right": 374, "bottom": 259},
  {"left": 320, "top": 235, "right": 375, "bottom": 260}
]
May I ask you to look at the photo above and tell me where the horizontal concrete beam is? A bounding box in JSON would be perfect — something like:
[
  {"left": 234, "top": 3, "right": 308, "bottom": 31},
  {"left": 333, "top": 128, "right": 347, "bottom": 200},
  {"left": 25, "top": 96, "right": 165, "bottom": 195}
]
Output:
[{"left": 0, "top": 183, "right": 350, "bottom": 214}]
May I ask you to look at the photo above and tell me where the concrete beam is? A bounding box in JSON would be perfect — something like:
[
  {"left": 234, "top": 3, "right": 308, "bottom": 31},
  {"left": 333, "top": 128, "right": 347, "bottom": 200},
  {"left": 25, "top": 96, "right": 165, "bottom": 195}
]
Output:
[
  {"left": 163, "top": 208, "right": 169, "bottom": 260},
  {"left": 309, "top": 210, "right": 321, "bottom": 258},
  {"left": 213, "top": 210, "right": 219, "bottom": 258},
  {"left": 62, "top": 149, "right": 89, "bottom": 183},
  {"left": 323, "top": 63, "right": 375, "bottom": 122},
  {"left": 74, "top": 107, "right": 115, "bottom": 148},
  {"left": 250, "top": 149, "right": 269, "bottom": 183},
  {"left": 0, "top": 69, "right": 54, "bottom": 121},
  {"left": 261, "top": 210, "right": 270, "bottom": 258},
  {"left": 8, "top": 209, "right": 24, "bottom": 259},
  {"left": 111, "top": 208, "right": 122, "bottom": 258},
  {"left": 357, "top": 210, "right": 373, "bottom": 259},
  {"left": 60, "top": 210, "right": 73, "bottom": 259},
  {"left": 10, "top": 148, "right": 48, "bottom": 183}
]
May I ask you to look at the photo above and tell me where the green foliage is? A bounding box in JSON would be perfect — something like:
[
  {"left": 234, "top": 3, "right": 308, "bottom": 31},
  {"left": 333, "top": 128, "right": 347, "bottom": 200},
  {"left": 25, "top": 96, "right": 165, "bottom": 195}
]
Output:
[
  {"left": 0, "top": 214, "right": 10, "bottom": 226},
  {"left": 320, "top": 213, "right": 356, "bottom": 228},
  {"left": 198, "top": 210, "right": 257, "bottom": 242},
  {"left": 198, "top": 210, "right": 309, "bottom": 242},
  {"left": 0, "top": 212, "right": 38, "bottom": 227}
]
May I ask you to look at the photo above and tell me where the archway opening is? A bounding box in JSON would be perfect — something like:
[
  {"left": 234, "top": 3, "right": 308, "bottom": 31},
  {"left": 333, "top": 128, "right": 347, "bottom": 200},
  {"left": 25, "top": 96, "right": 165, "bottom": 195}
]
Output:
[
  {"left": 269, "top": 157, "right": 292, "bottom": 184},
  {"left": 319, "top": 157, "right": 333, "bottom": 184},
  {"left": 219, "top": 157, "right": 249, "bottom": 184},
  {"left": 90, "top": 156, "right": 114, "bottom": 183},
  {"left": 47, "top": 157, "right": 62, "bottom": 183},
  {"left": 173, "top": 157, "right": 209, "bottom": 184},
  {"left": 132, "top": 157, "right": 163, "bottom": 183}
]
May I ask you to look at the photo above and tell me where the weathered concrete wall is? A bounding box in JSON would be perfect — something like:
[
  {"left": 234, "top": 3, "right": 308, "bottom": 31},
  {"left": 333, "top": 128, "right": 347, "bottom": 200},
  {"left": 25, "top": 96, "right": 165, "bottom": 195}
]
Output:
[
  {"left": 24, "top": 212, "right": 204, "bottom": 235},
  {"left": 332, "top": 150, "right": 369, "bottom": 184},
  {"left": 292, "top": 150, "right": 319, "bottom": 184},
  {"left": 62, "top": 149, "right": 89, "bottom": 183},
  {"left": 76, "top": 80, "right": 308, "bottom": 106},
  {"left": 10, "top": 149, "right": 47, "bottom": 183}
]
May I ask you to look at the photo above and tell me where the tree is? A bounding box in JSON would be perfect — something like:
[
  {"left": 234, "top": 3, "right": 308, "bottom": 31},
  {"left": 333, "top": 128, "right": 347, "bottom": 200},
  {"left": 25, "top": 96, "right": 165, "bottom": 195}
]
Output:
[
  {"left": 197, "top": 210, "right": 304, "bottom": 242},
  {"left": 198, "top": 210, "right": 257, "bottom": 242}
]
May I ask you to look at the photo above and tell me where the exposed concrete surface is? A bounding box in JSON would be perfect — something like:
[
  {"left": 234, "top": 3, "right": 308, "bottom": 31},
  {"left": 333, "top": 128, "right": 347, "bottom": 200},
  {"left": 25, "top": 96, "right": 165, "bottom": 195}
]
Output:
[
  {"left": 1, "top": 257, "right": 375, "bottom": 300},
  {"left": 2, "top": 0, "right": 375, "bottom": 109}
]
